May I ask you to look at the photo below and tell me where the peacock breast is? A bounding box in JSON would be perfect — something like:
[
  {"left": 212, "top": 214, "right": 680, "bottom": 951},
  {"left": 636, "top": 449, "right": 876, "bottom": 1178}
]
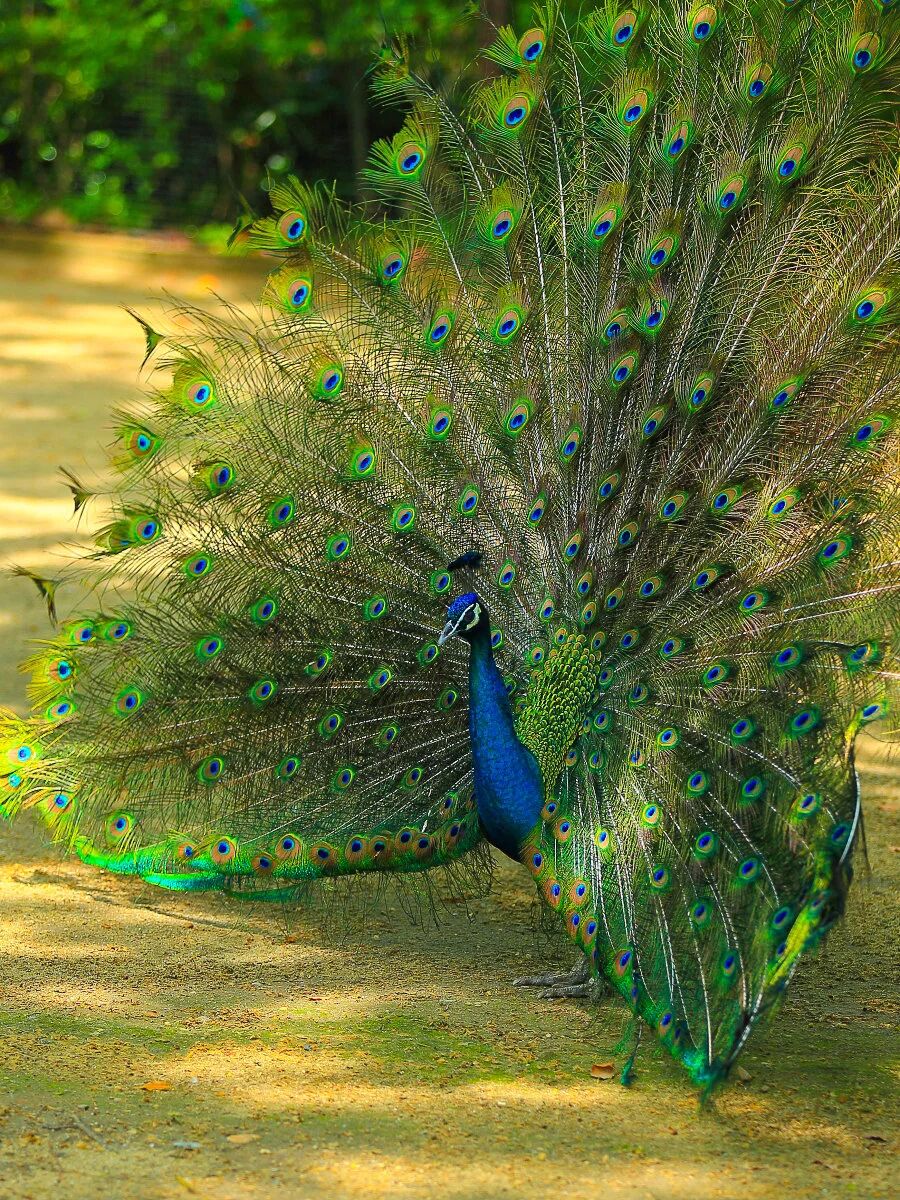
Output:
[{"left": 514, "top": 629, "right": 601, "bottom": 789}]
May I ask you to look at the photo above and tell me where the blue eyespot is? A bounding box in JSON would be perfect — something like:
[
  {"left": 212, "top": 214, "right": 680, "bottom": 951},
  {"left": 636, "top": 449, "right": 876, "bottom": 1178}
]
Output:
[
  {"left": 749, "top": 79, "right": 764, "bottom": 97},
  {"left": 649, "top": 248, "right": 666, "bottom": 266},
  {"left": 402, "top": 152, "right": 421, "bottom": 172},
  {"left": 499, "top": 318, "right": 516, "bottom": 336},
  {"left": 615, "top": 23, "right": 632, "bottom": 43},
  {"left": 505, "top": 106, "right": 526, "bottom": 127},
  {"left": 645, "top": 311, "right": 662, "bottom": 329},
  {"left": 720, "top": 190, "right": 736, "bottom": 209},
  {"left": 694, "top": 20, "right": 710, "bottom": 38},
  {"left": 594, "top": 220, "right": 612, "bottom": 237},
  {"left": 779, "top": 158, "right": 796, "bottom": 177},
  {"left": 856, "top": 300, "right": 874, "bottom": 320},
  {"left": 690, "top": 386, "right": 706, "bottom": 406},
  {"left": 193, "top": 385, "right": 210, "bottom": 405},
  {"left": 383, "top": 258, "right": 403, "bottom": 279},
  {"left": 605, "top": 320, "right": 622, "bottom": 339},
  {"left": 287, "top": 218, "right": 305, "bottom": 239},
  {"left": 292, "top": 284, "right": 309, "bottom": 306},
  {"left": 668, "top": 136, "right": 685, "bottom": 156},
  {"left": 614, "top": 365, "right": 629, "bottom": 382},
  {"left": 624, "top": 104, "right": 643, "bottom": 123},
  {"left": 854, "top": 48, "right": 871, "bottom": 68}
]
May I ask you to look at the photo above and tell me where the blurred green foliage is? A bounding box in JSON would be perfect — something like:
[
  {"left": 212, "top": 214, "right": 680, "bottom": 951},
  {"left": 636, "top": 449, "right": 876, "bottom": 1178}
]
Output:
[{"left": 0, "top": 0, "right": 531, "bottom": 232}]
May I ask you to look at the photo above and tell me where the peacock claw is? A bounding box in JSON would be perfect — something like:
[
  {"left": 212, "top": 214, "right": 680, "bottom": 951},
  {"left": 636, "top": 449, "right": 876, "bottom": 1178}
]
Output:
[
  {"left": 514, "top": 957, "right": 606, "bottom": 1000},
  {"left": 539, "top": 981, "right": 602, "bottom": 1000}
]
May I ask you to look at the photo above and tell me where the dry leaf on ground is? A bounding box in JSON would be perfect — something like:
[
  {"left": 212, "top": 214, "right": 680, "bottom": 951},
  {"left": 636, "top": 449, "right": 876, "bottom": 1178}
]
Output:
[{"left": 590, "top": 1062, "right": 615, "bottom": 1080}]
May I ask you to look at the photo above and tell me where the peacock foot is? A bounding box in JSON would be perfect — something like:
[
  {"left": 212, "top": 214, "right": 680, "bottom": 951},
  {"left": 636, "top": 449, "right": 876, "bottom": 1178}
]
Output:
[{"left": 513, "top": 956, "right": 606, "bottom": 1000}]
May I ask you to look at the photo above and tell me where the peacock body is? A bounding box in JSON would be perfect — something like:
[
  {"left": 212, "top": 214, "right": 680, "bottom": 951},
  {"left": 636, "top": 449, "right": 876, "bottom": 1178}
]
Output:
[{"left": 3, "top": 0, "right": 899, "bottom": 1091}]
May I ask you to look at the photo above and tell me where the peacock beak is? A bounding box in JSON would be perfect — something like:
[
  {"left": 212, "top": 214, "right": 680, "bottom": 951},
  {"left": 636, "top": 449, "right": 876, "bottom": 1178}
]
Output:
[{"left": 438, "top": 620, "right": 456, "bottom": 646}]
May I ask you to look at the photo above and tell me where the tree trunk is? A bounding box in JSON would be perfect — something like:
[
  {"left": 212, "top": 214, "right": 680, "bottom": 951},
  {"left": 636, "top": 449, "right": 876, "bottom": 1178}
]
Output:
[{"left": 345, "top": 65, "right": 369, "bottom": 203}]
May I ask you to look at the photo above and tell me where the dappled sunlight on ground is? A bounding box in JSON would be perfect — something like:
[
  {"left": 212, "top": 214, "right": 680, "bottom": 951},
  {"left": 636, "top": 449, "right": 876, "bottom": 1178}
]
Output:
[{"left": 0, "top": 231, "right": 896, "bottom": 1200}]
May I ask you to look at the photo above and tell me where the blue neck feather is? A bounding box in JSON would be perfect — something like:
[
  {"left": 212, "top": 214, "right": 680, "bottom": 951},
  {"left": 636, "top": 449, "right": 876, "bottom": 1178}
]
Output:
[{"left": 466, "top": 624, "right": 544, "bottom": 857}]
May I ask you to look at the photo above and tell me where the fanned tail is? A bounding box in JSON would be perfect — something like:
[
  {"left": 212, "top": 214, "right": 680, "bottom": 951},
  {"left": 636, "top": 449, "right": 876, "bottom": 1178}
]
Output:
[{"left": 3, "top": 0, "right": 899, "bottom": 1089}]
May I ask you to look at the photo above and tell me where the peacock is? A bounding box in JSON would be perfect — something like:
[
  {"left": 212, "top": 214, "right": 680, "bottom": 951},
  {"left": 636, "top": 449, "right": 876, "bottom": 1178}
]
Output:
[{"left": 2, "top": 0, "right": 898, "bottom": 1093}]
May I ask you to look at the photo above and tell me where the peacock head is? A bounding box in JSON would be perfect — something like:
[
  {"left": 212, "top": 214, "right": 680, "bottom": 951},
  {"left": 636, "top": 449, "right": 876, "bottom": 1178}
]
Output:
[{"left": 438, "top": 592, "right": 488, "bottom": 645}]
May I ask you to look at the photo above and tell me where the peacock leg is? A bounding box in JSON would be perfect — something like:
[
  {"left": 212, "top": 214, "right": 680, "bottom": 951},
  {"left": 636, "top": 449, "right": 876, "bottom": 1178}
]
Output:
[{"left": 513, "top": 956, "right": 606, "bottom": 999}]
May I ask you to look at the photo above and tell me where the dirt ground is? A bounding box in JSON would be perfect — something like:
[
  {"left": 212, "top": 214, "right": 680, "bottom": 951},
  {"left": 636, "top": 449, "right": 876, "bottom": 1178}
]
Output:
[{"left": 0, "top": 229, "right": 897, "bottom": 1200}]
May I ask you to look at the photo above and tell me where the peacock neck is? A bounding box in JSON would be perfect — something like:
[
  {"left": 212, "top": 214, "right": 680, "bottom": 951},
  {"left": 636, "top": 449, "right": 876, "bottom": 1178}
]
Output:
[{"left": 467, "top": 626, "right": 544, "bottom": 858}]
